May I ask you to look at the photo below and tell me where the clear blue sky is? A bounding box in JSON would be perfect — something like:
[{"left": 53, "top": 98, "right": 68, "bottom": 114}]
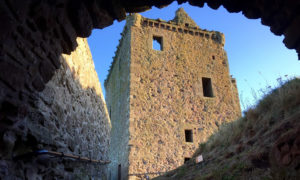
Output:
[{"left": 87, "top": 2, "right": 300, "bottom": 112}]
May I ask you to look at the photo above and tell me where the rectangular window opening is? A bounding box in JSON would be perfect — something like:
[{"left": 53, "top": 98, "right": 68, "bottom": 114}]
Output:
[
  {"left": 184, "top": 157, "right": 191, "bottom": 164},
  {"left": 109, "top": 106, "right": 112, "bottom": 118},
  {"left": 118, "top": 164, "right": 121, "bottom": 180},
  {"left": 202, "top": 77, "right": 213, "bottom": 97},
  {"left": 185, "top": 129, "right": 193, "bottom": 142},
  {"left": 153, "top": 36, "right": 163, "bottom": 51},
  {"left": 143, "top": 20, "right": 148, "bottom": 26}
]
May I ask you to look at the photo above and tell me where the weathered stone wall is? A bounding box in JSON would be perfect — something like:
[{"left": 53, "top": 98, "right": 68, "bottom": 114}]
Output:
[
  {"left": 230, "top": 77, "right": 241, "bottom": 115},
  {"left": 126, "top": 11, "right": 241, "bottom": 178},
  {"left": 105, "top": 10, "right": 241, "bottom": 179},
  {"left": 105, "top": 20, "right": 132, "bottom": 180},
  {"left": 0, "top": 38, "right": 111, "bottom": 179}
]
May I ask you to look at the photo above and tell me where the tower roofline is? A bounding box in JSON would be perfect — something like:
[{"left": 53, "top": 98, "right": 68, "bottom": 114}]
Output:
[
  {"left": 132, "top": 8, "right": 225, "bottom": 44},
  {"left": 172, "top": 7, "right": 199, "bottom": 28},
  {"left": 141, "top": 16, "right": 223, "bottom": 35},
  {"left": 105, "top": 9, "right": 225, "bottom": 87}
]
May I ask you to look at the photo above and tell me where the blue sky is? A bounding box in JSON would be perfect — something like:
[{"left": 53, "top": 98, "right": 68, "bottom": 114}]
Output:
[{"left": 88, "top": 2, "right": 300, "bottom": 112}]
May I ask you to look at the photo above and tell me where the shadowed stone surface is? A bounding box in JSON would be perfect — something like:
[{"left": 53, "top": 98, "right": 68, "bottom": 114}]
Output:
[{"left": 0, "top": 38, "right": 111, "bottom": 179}]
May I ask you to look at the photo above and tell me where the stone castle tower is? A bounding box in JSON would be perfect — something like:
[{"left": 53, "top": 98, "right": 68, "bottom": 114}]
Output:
[{"left": 105, "top": 8, "right": 241, "bottom": 180}]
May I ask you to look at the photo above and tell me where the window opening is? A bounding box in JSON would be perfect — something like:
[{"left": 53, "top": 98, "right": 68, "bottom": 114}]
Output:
[
  {"left": 153, "top": 36, "right": 163, "bottom": 51},
  {"left": 212, "top": 55, "right": 215, "bottom": 60},
  {"left": 118, "top": 164, "right": 121, "bottom": 180},
  {"left": 185, "top": 129, "right": 193, "bottom": 142},
  {"left": 143, "top": 20, "right": 148, "bottom": 26},
  {"left": 184, "top": 157, "right": 191, "bottom": 163},
  {"left": 202, "top": 77, "right": 213, "bottom": 97},
  {"left": 109, "top": 106, "right": 111, "bottom": 118},
  {"left": 185, "top": 23, "right": 189, "bottom": 27}
]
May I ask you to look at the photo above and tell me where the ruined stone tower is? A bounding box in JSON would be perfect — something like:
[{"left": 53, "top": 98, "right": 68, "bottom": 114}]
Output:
[{"left": 105, "top": 8, "right": 241, "bottom": 180}]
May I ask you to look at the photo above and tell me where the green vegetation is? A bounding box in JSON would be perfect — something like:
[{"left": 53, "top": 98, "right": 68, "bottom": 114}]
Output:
[{"left": 156, "top": 78, "right": 300, "bottom": 180}]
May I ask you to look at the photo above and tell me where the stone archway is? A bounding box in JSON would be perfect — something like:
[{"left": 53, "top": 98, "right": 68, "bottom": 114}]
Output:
[{"left": 0, "top": 0, "right": 299, "bottom": 178}]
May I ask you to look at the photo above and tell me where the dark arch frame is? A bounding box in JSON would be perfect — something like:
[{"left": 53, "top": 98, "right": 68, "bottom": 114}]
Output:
[{"left": 0, "top": 0, "right": 299, "bottom": 178}]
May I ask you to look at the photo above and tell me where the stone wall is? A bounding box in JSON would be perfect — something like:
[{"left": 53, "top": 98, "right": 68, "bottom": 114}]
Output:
[
  {"left": 0, "top": 38, "right": 111, "bottom": 179},
  {"left": 127, "top": 11, "right": 241, "bottom": 179},
  {"left": 105, "top": 10, "right": 241, "bottom": 179},
  {"left": 230, "top": 77, "right": 241, "bottom": 115},
  {"left": 105, "top": 20, "right": 132, "bottom": 180}
]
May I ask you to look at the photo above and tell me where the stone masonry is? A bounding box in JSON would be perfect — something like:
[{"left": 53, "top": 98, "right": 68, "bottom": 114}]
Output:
[
  {"left": 105, "top": 8, "right": 241, "bottom": 180},
  {"left": 0, "top": 37, "right": 111, "bottom": 179},
  {"left": 105, "top": 19, "right": 132, "bottom": 180}
]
